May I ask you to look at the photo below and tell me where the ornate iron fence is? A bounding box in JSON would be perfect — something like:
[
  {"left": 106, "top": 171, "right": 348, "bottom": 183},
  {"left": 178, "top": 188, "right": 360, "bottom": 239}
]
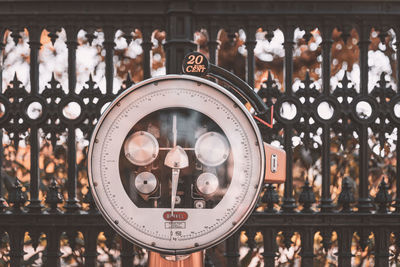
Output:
[{"left": 0, "top": 0, "right": 400, "bottom": 266}]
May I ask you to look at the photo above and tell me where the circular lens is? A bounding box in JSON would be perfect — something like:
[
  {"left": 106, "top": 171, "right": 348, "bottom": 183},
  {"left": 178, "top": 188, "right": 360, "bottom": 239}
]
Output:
[
  {"left": 195, "top": 132, "right": 230, "bottom": 167},
  {"left": 394, "top": 102, "right": 400, "bottom": 118},
  {"left": 124, "top": 131, "right": 159, "bottom": 166},
  {"left": 0, "top": 102, "right": 5, "bottom": 118},
  {"left": 62, "top": 102, "right": 81, "bottom": 120},
  {"left": 134, "top": 172, "right": 158, "bottom": 194},
  {"left": 355, "top": 101, "right": 372, "bottom": 119},
  {"left": 196, "top": 172, "right": 219, "bottom": 195},
  {"left": 317, "top": 101, "right": 334, "bottom": 120},
  {"left": 27, "top": 102, "right": 43, "bottom": 120},
  {"left": 280, "top": 101, "right": 297, "bottom": 120}
]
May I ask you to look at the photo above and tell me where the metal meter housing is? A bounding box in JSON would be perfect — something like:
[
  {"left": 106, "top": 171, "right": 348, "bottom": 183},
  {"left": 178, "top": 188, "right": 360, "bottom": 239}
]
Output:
[{"left": 88, "top": 75, "right": 266, "bottom": 255}]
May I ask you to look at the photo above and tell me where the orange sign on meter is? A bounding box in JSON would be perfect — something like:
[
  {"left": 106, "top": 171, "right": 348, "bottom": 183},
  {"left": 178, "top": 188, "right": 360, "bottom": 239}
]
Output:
[{"left": 182, "top": 52, "right": 209, "bottom": 76}]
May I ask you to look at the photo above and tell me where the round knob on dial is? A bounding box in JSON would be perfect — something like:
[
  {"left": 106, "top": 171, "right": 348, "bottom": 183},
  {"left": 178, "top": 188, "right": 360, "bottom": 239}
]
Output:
[
  {"left": 195, "top": 132, "right": 230, "bottom": 167},
  {"left": 196, "top": 172, "right": 219, "bottom": 195},
  {"left": 124, "top": 131, "right": 159, "bottom": 166},
  {"left": 134, "top": 172, "right": 158, "bottom": 194}
]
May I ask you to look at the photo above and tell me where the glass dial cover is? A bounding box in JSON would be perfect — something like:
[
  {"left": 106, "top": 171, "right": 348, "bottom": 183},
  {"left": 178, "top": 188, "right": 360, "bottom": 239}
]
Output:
[{"left": 88, "top": 75, "right": 265, "bottom": 255}]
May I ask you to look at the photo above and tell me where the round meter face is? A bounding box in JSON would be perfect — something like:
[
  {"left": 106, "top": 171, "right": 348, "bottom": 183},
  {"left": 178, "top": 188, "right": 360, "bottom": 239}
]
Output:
[{"left": 88, "top": 75, "right": 265, "bottom": 255}]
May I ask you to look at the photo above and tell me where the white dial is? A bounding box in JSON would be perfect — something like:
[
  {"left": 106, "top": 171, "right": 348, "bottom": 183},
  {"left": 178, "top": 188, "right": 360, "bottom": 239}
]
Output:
[{"left": 88, "top": 75, "right": 265, "bottom": 255}]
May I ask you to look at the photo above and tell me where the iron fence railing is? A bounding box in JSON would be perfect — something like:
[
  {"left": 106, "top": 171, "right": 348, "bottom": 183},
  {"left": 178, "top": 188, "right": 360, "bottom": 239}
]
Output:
[{"left": 0, "top": 1, "right": 400, "bottom": 266}]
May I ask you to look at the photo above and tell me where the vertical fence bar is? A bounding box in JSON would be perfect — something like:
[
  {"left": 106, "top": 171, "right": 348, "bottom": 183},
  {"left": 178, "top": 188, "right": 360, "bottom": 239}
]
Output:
[
  {"left": 165, "top": 0, "right": 196, "bottom": 74},
  {"left": 207, "top": 20, "right": 219, "bottom": 65},
  {"left": 300, "top": 229, "right": 314, "bottom": 266},
  {"left": 0, "top": 28, "right": 4, "bottom": 91},
  {"left": 245, "top": 25, "right": 256, "bottom": 88},
  {"left": 281, "top": 23, "right": 296, "bottom": 212},
  {"left": 66, "top": 26, "right": 78, "bottom": 95},
  {"left": 64, "top": 26, "right": 80, "bottom": 212},
  {"left": 142, "top": 26, "right": 152, "bottom": 80},
  {"left": 224, "top": 232, "right": 240, "bottom": 267},
  {"left": 374, "top": 228, "right": 390, "bottom": 266},
  {"left": 43, "top": 229, "right": 61, "bottom": 267},
  {"left": 394, "top": 26, "right": 400, "bottom": 212},
  {"left": 283, "top": 23, "right": 294, "bottom": 95},
  {"left": 27, "top": 26, "right": 43, "bottom": 213},
  {"left": 84, "top": 228, "right": 99, "bottom": 267},
  {"left": 8, "top": 228, "right": 25, "bottom": 267},
  {"left": 262, "top": 228, "right": 277, "bottom": 266},
  {"left": 337, "top": 228, "right": 353, "bottom": 267},
  {"left": 104, "top": 26, "right": 115, "bottom": 94},
  {"left": 121, "top": 238, "right": 134, "bottom": 267},
  {"left": 0, "top": 29, "right": 5, "bottom": 211},
  {"left": 320, "top": 23, "right": 334, "bottom": 212},
  {"left": 0, "top": 130, "right": 5, "bottom": 211},
  {"left": 357, "top": 23, "right": 373, "bottom": 212},
  {"left": 66, "top": 126, "right": 79, "bottom": 212}
]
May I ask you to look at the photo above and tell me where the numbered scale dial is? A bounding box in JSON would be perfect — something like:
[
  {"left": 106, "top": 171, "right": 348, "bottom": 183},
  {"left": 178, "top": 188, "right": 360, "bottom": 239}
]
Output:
[{"left": 88, "top": 75, "right": 265, "bottom": 255}]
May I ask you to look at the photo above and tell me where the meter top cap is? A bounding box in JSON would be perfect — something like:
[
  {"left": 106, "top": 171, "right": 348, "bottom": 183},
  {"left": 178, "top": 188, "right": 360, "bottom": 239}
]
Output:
[{"left": 182, "top": 52, "right": 210, "bottom": 76}]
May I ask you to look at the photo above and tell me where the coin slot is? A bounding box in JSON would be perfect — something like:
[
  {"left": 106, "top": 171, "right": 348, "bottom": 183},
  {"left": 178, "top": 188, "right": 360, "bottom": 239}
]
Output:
[{"left": 271, "top": 154, "right": 277, "bottom": 173}]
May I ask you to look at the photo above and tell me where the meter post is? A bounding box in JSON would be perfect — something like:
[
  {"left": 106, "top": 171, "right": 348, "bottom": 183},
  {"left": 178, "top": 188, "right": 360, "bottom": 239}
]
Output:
[{"left": 148, "top": 251, "right": 204, "bottom": 267}]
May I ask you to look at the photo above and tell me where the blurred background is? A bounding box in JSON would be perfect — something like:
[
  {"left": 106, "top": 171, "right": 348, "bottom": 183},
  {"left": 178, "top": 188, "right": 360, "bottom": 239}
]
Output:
[{"left": 0, "top": 25, "right": 399, "bottom": 266}]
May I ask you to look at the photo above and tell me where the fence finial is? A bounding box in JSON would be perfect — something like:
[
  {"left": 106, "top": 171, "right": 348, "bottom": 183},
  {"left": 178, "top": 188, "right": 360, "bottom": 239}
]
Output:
[
  {"left": 338, "top": 177, "right": 355, "bottom": 212},
  {"left": 299, "top": 178, "right": 316, "bottom": 213},
  {"left": 9, "top": 180, "right": 26, "bottom": 213},
  {"left": 375, "top": 179, "right": 392, "bottom": 213},
  {"left": 262, "top": 184, "right": 279, "bottom": 213},
  {"left": 45, "top": 178, "right": 63, "bottom": 214}
]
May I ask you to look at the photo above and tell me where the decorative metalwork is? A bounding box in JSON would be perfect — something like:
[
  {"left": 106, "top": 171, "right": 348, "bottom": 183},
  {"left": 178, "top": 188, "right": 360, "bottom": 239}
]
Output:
[{"left": 0, "top": 1, "right": 399, "bottom": 266}]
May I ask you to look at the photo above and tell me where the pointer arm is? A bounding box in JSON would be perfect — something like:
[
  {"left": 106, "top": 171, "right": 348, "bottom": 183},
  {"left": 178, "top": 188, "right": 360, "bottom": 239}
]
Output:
[
  {"left": 172, "top": 115, "right": 177, "bottom": 147},
  {"left": 171, "top": 168, "right": 180, "bottom": 215}
]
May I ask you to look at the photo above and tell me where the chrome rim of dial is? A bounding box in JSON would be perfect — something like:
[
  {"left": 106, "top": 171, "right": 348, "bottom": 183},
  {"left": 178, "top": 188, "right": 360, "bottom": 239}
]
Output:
[
  {"left": 124, "top": 131, "right": 159, "bottom": 166},
  {"left": 88, "top": 75, "right": 265, "bottom": 255}
]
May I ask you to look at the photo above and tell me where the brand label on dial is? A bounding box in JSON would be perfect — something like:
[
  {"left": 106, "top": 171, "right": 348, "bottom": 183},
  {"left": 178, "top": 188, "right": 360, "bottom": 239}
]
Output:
[{"left": 163, "top": 211, "right": 188, "bottom": 221}]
